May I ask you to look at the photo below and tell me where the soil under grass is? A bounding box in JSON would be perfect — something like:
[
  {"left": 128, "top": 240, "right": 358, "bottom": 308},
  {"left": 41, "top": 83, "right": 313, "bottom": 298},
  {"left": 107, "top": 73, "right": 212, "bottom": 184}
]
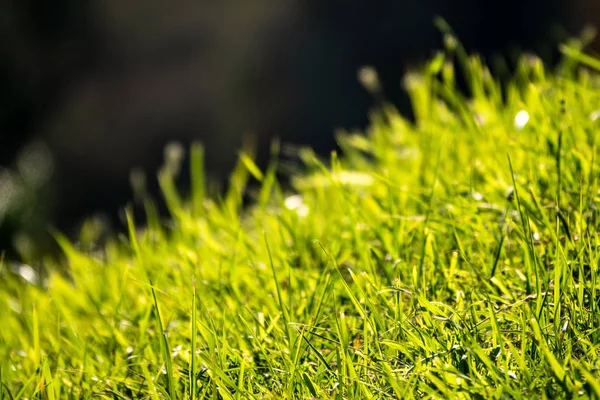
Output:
[{"left": 1, "top": 37, "right": 600, "bottom": 399}]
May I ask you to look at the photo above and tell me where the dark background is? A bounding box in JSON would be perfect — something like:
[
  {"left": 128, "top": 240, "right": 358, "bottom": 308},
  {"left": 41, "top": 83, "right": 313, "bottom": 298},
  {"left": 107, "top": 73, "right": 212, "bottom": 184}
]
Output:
[{"left": 0, "top": 1, "right": 598, "bottom": 260}]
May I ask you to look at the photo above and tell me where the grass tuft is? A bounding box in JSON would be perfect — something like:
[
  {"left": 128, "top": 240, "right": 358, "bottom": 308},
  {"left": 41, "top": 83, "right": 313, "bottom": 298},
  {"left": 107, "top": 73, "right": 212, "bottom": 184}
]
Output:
[{"left": 2, "top": 40, "right": 600, "bottom": 398}]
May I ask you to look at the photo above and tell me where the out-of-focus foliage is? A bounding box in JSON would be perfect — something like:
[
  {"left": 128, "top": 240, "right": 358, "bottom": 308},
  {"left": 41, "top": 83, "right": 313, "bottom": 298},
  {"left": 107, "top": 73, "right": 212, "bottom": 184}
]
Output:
[{"left": 1, "top": 0, "right": 592, "bottom": 261}]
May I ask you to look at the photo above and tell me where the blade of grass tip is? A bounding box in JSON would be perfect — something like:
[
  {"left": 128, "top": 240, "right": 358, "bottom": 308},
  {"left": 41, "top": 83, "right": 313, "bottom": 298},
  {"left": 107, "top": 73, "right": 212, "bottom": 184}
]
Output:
[
  {"left": 434, "top": 17, "right": 473, "bottom": 90},
  {"left": 419, "top": 143, "right": 442, "bottom": 291},
  {"left": 529, "top": 317, "right": 574, "bottom": 393},
  {"left": 258, "top": 162, "right": 278, "bottom": 211},
  {"left": 236, "top": 356, "right": 247, "bottom": 400},
  {"left": 76, "top": 340, "right": 89, "bottom": 392},
  {"left": 301, "top": 335, "right": 333, "bottom": 372},
  {"left": 556, "top": 104, "right": 564, "bottom": 208},
  {"left": 314, "top": 240, "right": 368, "bottom": 323},
  {"left": 142, "top": 361, "right": 162, "bottom": 400},
  {"left": 32, "top": 304, "right": 40, "bottom": 368},
  {"left": 332, "top": 299, "right": 348, "bottom": 391},
  {"left": 305, "top": 261, "right": 328, "bottom": 315},
  {"left": 149, "top": 278, "right": 176, "bottom": 399},
  {"left": 195, "top": 353, "right": 240, "bottom": 400},
  {"left": 302, "top": 373, "right": 319, "bottom": 399},
  {"left": 190, "top": 277, "right": 197, "bottom": 400},
  {"left": 190, "top": 143, "right": 205, "bottom": 217},
  {"left": 125, "top": 208, "right": 141, "bottom": 259},
  {"left": 41, "top": 359, "right": 56, "bottom": 400},
  {"left": 218, "top": 320, "right": 229, "bottom": 389},
  {"left": 158, "top": 167, "right": 183, "bottom": 218},
  {"left": 289, "top": 327, "right": 307, "bottom": 392},
  {"left": 488, "top": 303, "right": 501, "bottom": 348},
  {"left": 556, "top": 210, "right": 573, "bottom": 243},
  {"left": 224, "top": 152, "right": 251, "bottom": 217},
  {"left": 507, "top": 156, "right": 526, "bottom": 235},
  {"left": 490, "top": 229, "right": 505, "bottom": 279},
  {"left": 154, "top": 377, "right": 173, "bottom": 399},
  {"left": 308, "top": 271, "right": 334, "bottom": 331},
  {"left": 264, "top": 232, "right": 291, "bottom": 347},
  {"left": 143, "top": 198, "right": 163, "bottom": 235},
  {"left": 239, "top": 153, "right": 264, "bottom": 182},
  {"left": 559, "top": 44, "right": 600, "bottom": 72},
  {"left": 381, "top": 362, "right": 403, "bottom": 398},
  {"left": 286, "top": 243, "right": 294, "bottom": 343},
  {"left": 507, "top": 155, "right": 535, "bottom": 296}
]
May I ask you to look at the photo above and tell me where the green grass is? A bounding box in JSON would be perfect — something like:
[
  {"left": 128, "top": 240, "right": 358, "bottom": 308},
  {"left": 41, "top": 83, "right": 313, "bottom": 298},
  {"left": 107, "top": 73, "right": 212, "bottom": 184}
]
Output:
[{"left": 2, "top": 37, "right": 600, "bottom": 398}]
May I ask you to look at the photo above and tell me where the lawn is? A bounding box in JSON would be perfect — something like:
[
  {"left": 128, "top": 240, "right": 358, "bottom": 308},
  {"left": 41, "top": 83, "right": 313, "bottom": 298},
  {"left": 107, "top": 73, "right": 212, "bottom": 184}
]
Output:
[{"left": 1, "top": 36, "right": 600, "bottom": 399}]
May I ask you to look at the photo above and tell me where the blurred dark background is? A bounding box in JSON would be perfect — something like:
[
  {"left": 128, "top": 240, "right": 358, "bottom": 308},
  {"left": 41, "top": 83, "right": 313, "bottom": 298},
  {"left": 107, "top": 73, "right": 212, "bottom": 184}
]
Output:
[{"left": 0, "top": 0, "right": 598, "bottom": 260}]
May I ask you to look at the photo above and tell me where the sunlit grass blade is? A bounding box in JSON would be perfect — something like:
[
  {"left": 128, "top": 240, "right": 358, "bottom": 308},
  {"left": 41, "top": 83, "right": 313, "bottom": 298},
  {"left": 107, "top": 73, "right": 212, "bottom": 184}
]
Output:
[
  {"left": 190, "top": 142, "right": 206, "bottom": 217},
  {"left": 190, "top": 278, "right": 197, "bottom": 400},
  {"left": 149, "top": 279, "right": 176, "bottom": 399}
]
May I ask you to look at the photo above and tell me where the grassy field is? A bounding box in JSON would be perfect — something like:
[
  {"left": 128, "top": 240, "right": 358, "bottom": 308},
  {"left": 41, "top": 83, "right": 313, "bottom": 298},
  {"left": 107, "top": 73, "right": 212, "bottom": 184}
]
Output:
[{"left": 2, "top": 36, "right": 600, "bottom": 399}]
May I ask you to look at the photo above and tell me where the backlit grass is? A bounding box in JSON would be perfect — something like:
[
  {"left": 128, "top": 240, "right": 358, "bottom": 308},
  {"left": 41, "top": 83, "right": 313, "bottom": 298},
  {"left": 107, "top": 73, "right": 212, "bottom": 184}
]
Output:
[{"left": 2, "top": 37, "right": 600, "bottom": 399}]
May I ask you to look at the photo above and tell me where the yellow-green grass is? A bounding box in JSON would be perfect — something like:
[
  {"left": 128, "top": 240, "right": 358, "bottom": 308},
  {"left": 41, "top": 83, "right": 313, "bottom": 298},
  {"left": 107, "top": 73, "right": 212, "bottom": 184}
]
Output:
[{"left": 2, "top": 37, "right": 600, "bottom": 399}]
